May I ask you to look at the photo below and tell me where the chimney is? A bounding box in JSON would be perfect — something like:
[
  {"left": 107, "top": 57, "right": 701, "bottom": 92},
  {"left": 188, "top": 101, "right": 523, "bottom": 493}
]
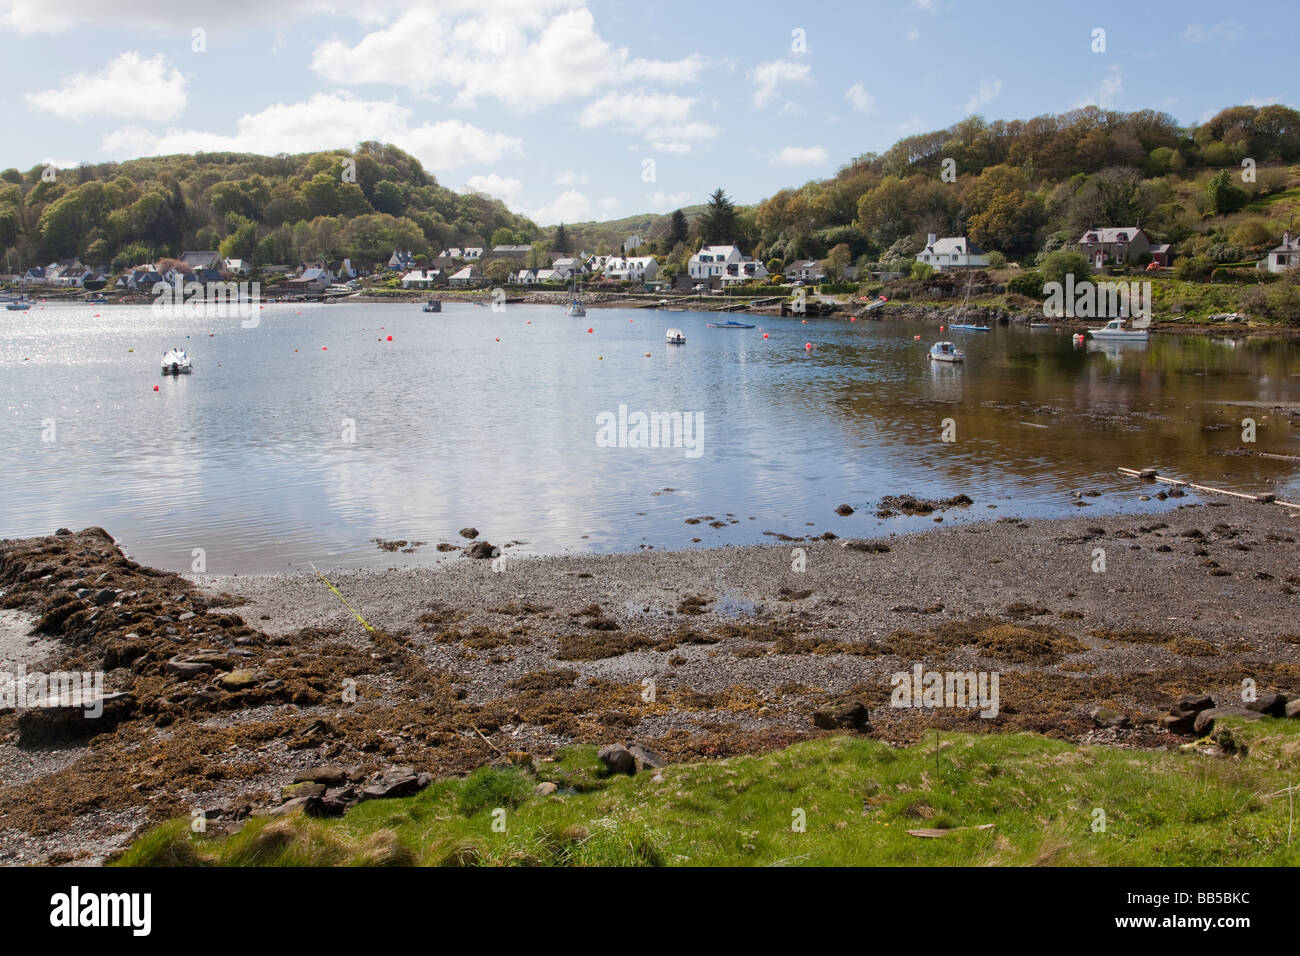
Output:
[
  {"left": 1285, "top": 231, "right": 1291, "bottom": 247},
  {"left": 927, "top": 233, "right": 937, "bottom": 247}
]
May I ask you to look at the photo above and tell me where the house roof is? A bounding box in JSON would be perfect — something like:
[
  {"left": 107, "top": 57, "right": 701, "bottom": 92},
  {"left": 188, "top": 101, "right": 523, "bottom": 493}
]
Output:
[
  {"left": 180, "top": 250, "right": 220, "bottom": 267},
  {"left": 924, "top": 236, "right": 985, "bottom": 256},
  {"left": 450, "top": 266, "right": 478, "bottom": 279},
  {"left": 1268, "top": 235, "right": 1300, "bottom": 253},
  {"left": 1078, "top": 227, "right": 1146, "bottom": 244}
]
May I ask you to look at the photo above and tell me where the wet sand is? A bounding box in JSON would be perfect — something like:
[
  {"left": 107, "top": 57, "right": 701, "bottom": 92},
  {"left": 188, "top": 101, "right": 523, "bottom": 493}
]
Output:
[{"left": 1, "top": 498, "right": 1298, "bottom": 863}]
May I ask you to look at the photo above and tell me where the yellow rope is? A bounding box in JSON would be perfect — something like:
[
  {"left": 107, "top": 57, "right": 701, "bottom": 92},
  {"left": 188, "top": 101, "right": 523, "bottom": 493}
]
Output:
[{"left": 308, "top": 562, "right": 375, "bottom": 632}]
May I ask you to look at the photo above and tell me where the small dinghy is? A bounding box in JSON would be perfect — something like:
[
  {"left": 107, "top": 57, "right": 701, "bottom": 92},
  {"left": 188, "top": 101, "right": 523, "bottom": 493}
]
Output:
[
  {"left": 707, "top": 320, "right": 754, "bottom": 329},
  {"left": 666, "top": 328, "right": 686, "bottom": 344},
  {"left": 160, "top": 348, "right": 193, "bottom": 375},
  {"left": 928, "top": 341, "right": 965, "bottom": 363},
  {"left": 422, "top": 299, "right": 441, "bottom": 313}
]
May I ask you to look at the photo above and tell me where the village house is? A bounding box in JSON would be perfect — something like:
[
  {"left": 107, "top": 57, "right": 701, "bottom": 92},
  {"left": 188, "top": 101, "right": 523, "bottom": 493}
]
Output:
[
  {"left": 535, "top": 268, "right": 561, "bottom": 283},
  {"left": 688, "top": 245, "right": 768, "bottom": 284},
  {"left": 449, "top": 265, "right": 482, "bottom": 287},
  {"left": 509, "top": 268, "right": 538, "bottom": 284},
  {"left": 1076, "top": 227, "right": 1152, "bottom": 267},
  {"left": 223, "top": 258, "right": 252, "bottom": 276},
  {"left": 917, "top": 234, "right": 990, "bottom": 271},
  {"left": 387, "top": 250, "right": 416, "bottom": 271},
  {"left": 551, "top": 256, "right": 586, "bottom": 280},
  {"left": 604, "top": 255, "right": 660, "bottom": 283},
  {"left": 785, "top": 259, "right": 825, "bottom": 282},
  {"left": 492, "top": 245, "right": 532, "bottom": 259},
  {"left": 1264, "top": 232, "right": 1300, "bottom": 273},
  {"left": 180, "top": 250, "right": 222, "bottom": 271},
  {"left": 400, "top": 268, "right": 445, "bottom": 289}
]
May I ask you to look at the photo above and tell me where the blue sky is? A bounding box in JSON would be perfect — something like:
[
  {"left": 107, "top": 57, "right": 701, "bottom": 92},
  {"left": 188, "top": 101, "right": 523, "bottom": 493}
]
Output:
[{"left": 4, "top": 0, "right": 1297, "bottom": 224}]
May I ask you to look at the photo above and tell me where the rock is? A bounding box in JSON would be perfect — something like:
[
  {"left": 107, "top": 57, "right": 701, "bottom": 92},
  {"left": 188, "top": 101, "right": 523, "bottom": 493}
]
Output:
[
  {"left": 1193, "top": 706, "right": 1263, "bottom": 735},
  {"left": 535, "top": 782, "right": 558, "bottom": 796},
  {"left": 281, "top": 782, "right": 327, "bottom": 801},
  {"left": 465, "top": 541, "right": 497, "bottom": 560},
  {"left": 1158, "top": 712, "right": 1197, "bottom": 735},
  {"left": 358, "top": 770, "right": 427, "bottom": 802},
  {"left": 1174, "top": 693, "right": 1215, "bottom": 716},
  {"left": 812, "top": 699, "right": 870, "bottom": 731},
  {"left": 16, "top": 691, "right": 135, "bottom": 745},
  {"left": 268, "top": 795, "right": 320, "bottom": 817},
  {"left": 1090, "top": 706, "right": 1131, "bottom": 729},
  {"left": 1286, "top": 699, "right": 1300, "bottom": 719},
  {"left": 93, "top": 588, "right": 118, "bottom": 606},
  {"left": 1245, "top": 692, "right": 1288, "bottom": 717},
  {"left": 293, "top": 766, "right": 348, "bottom": 787},
  {"left": 835, "top": 504, "right": 854, "bottom": 516},
  {"left": 598, "top": 743, "right": 636, "bottom": 775},
  {"left": 164, "top": 657, "right": 213, "bottom": 679},
  {"left": 219, "top": 669, "right": 259, "bottom": 690},
  {"left": 459, "top": 527, "right": 480, "bottom": 539},
  {"left": 178, "top": 611, "right": 196, "bottom": 622},
  {"left": 628, "top": 744, "right": 666, "bottom": 772}
]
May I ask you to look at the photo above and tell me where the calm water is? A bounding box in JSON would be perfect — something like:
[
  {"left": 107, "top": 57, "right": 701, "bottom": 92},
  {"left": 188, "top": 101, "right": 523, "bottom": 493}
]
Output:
[{"left": 2, "top": 300, "right": 1298, "bottom": 573}]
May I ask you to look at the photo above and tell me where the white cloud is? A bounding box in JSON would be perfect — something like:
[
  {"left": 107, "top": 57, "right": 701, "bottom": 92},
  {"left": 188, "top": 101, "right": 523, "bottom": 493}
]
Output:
[
  {"left": 554, "top": 170, "right": 587, "bottom": 185},
  {"left": 650, "top": 142, "right": 692, "bottom": 154},
  {"left": 0, "top": 0, "right": 407, "bottom": 34},
  {"left": 1076, "top": 65, "right": 1121, "bottom": 109},
  {"left": 844, "top": 82, "right": 875, "bottom": 114},
  {"left": 963, "top": 77, "right": 1002, "bottom": 114},
  {"left": 311, "top": 5, "right": 703, "bottom": 108},
  {"left": 581, "top": 91, "right": 694, "bottom": 130},
  {"left": 99, "top": 92, "right": 522, "bottom": 172},
  {"left": 1183, "top": 20, "right": 1242, "bottom": 43},
  {"left": 529, "top": 189, "right": 593, "bottom": 225},
  {"left": 462, "top": 174, "right": 522, "bottom": 202},
  {"left": 749, "top": 59, "right": 812, "bottom": 108},
  {"left": 911, "top": 0, "right": 936, "bottom": 11},
  {"left": 25, "top": 52, "right": 186, "bottom": 120},
  {"left": 772, "top": 145, "right": 828, "bottom": 166},
  {"left": 647, "top": 189, "right": 692, "bottom": 211},
  {"left": 598, "top": 197, "right": 619, "bottom": 212}
]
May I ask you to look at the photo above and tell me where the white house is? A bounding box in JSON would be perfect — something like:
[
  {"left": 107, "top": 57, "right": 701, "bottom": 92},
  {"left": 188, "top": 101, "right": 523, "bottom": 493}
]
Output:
[
  {"left": 449, "top": 265, "right": 481, "bottom": 287},
  {"left": 180, "top": 250, "right": 222, "bottom": 271},
  {"left": 1264, "top": 232, "right": 1300, "bottom": 273},
  {"left": 551, "top": 257, "right": 585, "bottom": 279},
  {"left": 509, "top": 268, "right": 538, "bottom": 284},
  {"left": 400, "top": 269, "right": 444, "bottom": 289},
  {"left": 223, "top": 258, "right": 252, "bottom": 276},
  {"left": 535, "top": 268, "right": 560, "bottom": 283},
  {"left": 917, "top": 234, "right": 990, "bottom": 271},
  {"left": 688, "top": 244, "right": 768, "bottom": 283},
  {"left": 463, "top": 247, "right": 484, "bottom": 260},
  {"left": 605, "top": 256, "right": 659, "bottom": 282}
]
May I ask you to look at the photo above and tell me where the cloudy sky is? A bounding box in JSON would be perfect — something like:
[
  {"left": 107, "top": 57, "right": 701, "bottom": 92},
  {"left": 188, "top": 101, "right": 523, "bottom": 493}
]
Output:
[{"left": 5, "top": 0, "right": 1297, "bottom": 224}]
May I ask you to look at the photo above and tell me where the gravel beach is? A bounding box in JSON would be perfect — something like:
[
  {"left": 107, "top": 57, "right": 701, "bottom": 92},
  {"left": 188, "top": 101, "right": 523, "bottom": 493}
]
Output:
[{"left": 1, "top": 497, "right": 1298, "bottom": 863}]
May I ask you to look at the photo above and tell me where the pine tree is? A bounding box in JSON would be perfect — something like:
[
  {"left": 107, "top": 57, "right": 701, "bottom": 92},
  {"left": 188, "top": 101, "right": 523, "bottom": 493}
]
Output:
[
  {"left": 553, "top": 222, "right": 569, "bottom": 253},
  {"left": 669, "top": 208, "right": 689, "bottom": 246},
  {"left": 699, "top": 188, "right": 736, "bottom": 245}
]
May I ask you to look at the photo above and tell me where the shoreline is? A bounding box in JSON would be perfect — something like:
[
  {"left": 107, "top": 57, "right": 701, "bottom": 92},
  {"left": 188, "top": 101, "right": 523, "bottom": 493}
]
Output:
[{"left": 1, "top": 500, "right": 1298, "bottom": 862}]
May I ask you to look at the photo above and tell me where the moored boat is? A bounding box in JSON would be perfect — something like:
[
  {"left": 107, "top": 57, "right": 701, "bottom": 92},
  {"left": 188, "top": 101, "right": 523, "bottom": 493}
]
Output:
[
  {"left": 928, "top": 341, "right": 965, "bottom": 363},
  {"left": 160, "top": 348, "right": 193, "bottom": 375},
  {"left": 706, "top": 320, "right": 755, "bottom": 329},
  {"left": 666, "top": 328, "right": 686, "bottom": 344},
  {"left": 422, "top": 299, "right": 441, "bottom": 313},
  {"left": 1088, "top": 318, "right": 1148, "bottom": 341}
]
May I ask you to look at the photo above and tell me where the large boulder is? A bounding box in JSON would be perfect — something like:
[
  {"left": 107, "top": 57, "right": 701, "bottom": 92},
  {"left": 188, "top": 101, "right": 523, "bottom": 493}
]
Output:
[
  {"left": 1174, "top": 693, "right": 1214, "bottom": 716},
  {"left": 813, "top": 699, "right": 870, "bottom": 731},
  {"left": 293, "top": 766, "right": 348, "bottom": 787},
  {"left": 1090, "top": 706, "right": 1131, "bottom": 729},
  {"left": 598, "top": 743, "right": 635, "bottom": 775},
  {"left": 1245, "top": 692, "right": 1288, "bottom": 717},
  {"left": 16, "top": 690, "right": 135, "bottom": 745},
  {"left": 1193, "top": 706, "right": 1262, "bottom": 735}
]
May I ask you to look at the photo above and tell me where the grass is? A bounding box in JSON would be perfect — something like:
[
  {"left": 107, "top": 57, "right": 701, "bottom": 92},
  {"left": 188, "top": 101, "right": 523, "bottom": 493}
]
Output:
[{"left": 114, "top": 721, "right": 1300, "bottom": 867}]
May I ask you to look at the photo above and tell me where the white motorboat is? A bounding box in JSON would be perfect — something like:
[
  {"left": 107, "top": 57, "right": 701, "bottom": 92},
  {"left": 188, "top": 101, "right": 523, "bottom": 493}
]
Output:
[
  {"left": 160, "top": 348, "right": 193, "bottom": 375},
  {"left": 1089, "top": 318, "right": 1148, "bottom": 341},
  {"left": 422, "top": 299, "right": 441, "bottom": 313},
  {"left": 928, "top": 341, "right": 965, "bottom": 363},
  {"left": 666, "top": 328, "right": 686, "bottom": 344}
]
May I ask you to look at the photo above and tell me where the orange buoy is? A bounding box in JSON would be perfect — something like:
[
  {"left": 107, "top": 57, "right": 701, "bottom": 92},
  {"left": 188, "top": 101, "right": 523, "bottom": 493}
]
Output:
[
  {"left": 322, "top": 346, "right": 327, "bottom": 350},
  {"left": 387, "top": 335, "right": 392, "bottom": 341},
  {"left": 153, "top": 385, "right": 159, "bottom": 391},
  {"left": 804, "top": 342, "right": 813, "bottom": 350},
  {"left": 587, "top": 327, "right": 593, "bottom": 333},
  {"left": 939, "top": 326, "right": 945, "bottom": 332},
  {"left": 802, "top": 319, "right": 807, "bottom": 324},
  {"left": 762, "top": 333, "right": 769, "bottom": 339},
  {"left": 495, "top": 337, "right": 500, "bottom": 341},
  {"left": 914, "top": 335, "right": 921, "bottom": 340}
]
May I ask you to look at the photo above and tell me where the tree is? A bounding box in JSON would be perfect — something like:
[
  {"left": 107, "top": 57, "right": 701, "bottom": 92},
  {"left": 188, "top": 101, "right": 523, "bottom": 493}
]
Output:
[
  {"left": 822, "top": 243, "right": 851, "bottom": 280},
  {"left": 1039, "top": 249, "right": 1091, "bottom": 287},
  {"left": 698, "top": 188, "right": 737, "bottom": 244},
  {"left": 668, "top": 208, "right": 689, "bottom": 246},
  {"left": 1206, "top": 170, "right": 1247, "bottom": 214},
  {"left": 552, "top": 222, "right": 569, "bottom": 253},
  {"left": 484, "top": 258, "right": 513, "bottom": 283}
]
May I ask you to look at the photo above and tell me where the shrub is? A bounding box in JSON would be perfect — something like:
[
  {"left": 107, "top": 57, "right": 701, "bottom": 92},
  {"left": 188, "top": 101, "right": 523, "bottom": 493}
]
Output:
[
  {"left": 984, "top": 250, "right": 1007, "bottom": 269},
  {"left": 1174, "top": 255, "right": 1214, "bottom": 281},
  {"left": 1039, "top": 249, "right": 1091, "bottom": 287},
  {"left": 910, "top": 260, "right": 935, "bottom": 280},
  {"left": 1005, "top": 269, "right": 1045, "bottom": 298}
]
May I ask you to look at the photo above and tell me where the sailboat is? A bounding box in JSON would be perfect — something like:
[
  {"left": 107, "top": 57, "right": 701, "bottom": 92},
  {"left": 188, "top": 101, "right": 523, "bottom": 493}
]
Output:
[
  {"left": 566, "top": 269, "right": 586, "bottom": 317},
  {"left": 949, "top": 270, "right": 989, "bottom": 331}
]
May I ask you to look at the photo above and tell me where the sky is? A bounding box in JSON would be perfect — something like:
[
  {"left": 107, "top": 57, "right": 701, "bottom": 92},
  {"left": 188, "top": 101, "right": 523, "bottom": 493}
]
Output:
[{"left": 3, "top": 0, "right": 1298, "bottom": 225}]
